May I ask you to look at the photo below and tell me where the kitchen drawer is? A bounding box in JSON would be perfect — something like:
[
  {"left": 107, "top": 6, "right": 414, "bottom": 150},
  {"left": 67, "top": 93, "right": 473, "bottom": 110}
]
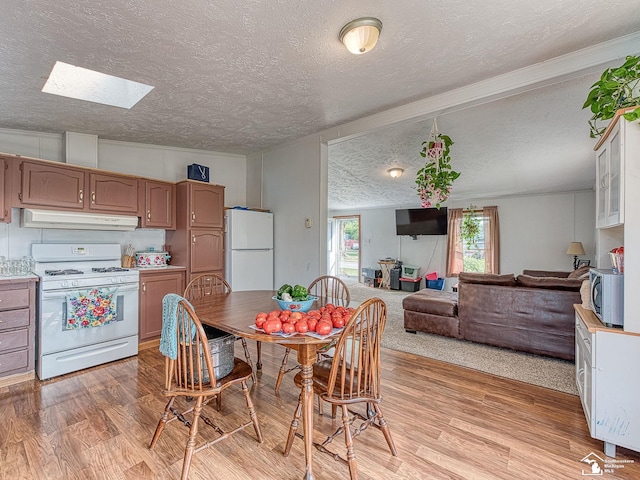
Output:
[
  {"left": 0, "top": 288, "right": 30, "bottom": 310},
  {"left": 0, "top": 309, "right": 30, "bottom": 331},
  {"left": 0, "top": 328, "right": 29, "bottom": 352},
  {"left": 0, "top": 349, "right": 29, "bottom": 375}
]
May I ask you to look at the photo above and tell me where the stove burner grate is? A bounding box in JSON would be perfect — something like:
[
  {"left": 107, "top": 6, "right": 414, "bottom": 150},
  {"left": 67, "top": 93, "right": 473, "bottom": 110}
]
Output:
[
  {"left": 45, "top": 269, "right": 84, "bottom": 276},
  {"left": 92, "top": 267, "right": 130, "bottom": 273}
]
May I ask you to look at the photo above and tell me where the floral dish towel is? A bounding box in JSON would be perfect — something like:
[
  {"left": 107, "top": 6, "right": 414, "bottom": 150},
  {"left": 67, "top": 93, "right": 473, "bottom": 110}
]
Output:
[{"left": 65, "top": 288, "right": 118, "bottom": 329}]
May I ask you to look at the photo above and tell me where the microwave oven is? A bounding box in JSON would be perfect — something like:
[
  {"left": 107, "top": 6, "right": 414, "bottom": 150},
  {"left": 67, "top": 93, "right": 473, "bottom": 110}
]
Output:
[{"left": 589, "top": 268, "right": 624, "bottom": 327}]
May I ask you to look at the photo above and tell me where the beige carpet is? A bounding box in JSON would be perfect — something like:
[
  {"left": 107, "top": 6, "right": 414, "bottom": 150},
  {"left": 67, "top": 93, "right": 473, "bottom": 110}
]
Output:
[{"left": 347, "top": 282, "right": 578, "bottom": 395}]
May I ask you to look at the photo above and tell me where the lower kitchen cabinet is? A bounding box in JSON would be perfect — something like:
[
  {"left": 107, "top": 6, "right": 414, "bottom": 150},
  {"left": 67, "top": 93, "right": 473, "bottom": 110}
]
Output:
[
  {"left": 575, "top": 305, "right": 640, "bottom": 457},
  {"left": 139, "top": 268, "right": 185, "bottom": 342},
  {"left": 0, "top": 277, "right": 37, "bottom": 379}
]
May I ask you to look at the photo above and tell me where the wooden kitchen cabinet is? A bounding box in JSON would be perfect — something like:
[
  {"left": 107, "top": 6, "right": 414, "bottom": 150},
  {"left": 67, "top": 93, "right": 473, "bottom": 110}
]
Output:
[
  {"left": 139, "top": 269, "right": 185, "bottom": 341},
  {"left": 165, "top": 180, "right": 225, "bottom": 281},
  {"left": 1, "top": 157, "right": 7, "bottom": 222},
  {"left": 88, "top": 172, "right": 140, "bottom": 215},
  {"left": 141, "top": 180, "right": 176, "bottom": 229},
  {"left": 189, "top": 182, "right": 224, "bottom": 228},
  {"left": 190, "top": 229, "right": 224, "bottom": 273},
  {"left": 19, "top": 159, "right": 85, "bottom": 209},
  {"left": 0, "top": 277, "right": 37, "bottom": 379}
]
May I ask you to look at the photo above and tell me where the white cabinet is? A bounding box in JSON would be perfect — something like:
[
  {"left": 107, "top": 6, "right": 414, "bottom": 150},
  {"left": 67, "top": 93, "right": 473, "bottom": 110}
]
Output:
[
  {"left": 575, "top": 306, "right": 640, "bottom": 457},
  {"left": 595, "top": 119, "right": 624, "bottom": 228}
]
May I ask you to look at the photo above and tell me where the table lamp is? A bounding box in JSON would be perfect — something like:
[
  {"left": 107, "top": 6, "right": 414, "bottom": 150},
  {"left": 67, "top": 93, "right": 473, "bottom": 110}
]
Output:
[{"left": 566, "top": 242, "right": 585, "bottom": 270}]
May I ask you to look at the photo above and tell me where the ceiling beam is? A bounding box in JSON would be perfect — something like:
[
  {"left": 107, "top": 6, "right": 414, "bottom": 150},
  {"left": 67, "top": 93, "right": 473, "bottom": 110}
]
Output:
[{"left": 320, "top": 31, "right": 640, "bottom": 145}]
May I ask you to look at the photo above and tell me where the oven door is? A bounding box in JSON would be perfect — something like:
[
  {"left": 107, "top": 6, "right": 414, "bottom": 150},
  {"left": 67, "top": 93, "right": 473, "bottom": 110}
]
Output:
[{"left": 38, "top": 283, "right": 139, "bottom": 355}]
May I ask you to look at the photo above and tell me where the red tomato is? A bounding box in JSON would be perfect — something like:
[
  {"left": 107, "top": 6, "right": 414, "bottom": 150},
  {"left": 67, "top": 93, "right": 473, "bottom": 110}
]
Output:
[
  {"left": 316, "top": 321, "right": 332, "bottom": 336},
  {"left": 256, "top": 312, "right": 267, "bottom": 318},
  {"left": 332, "top": 316, "right": 345, "bottom": 329},
  {"left": 308, "top": 311, "right": 321, "bottom": 319},
  {"left": 255, "top": 315, "right": 266, "bottom": 328},
  {"left": 282, "top": 322, "right": 296, "bottom": 334},
  {"left": 263, "top": 319, "right": 282, "bottom": 334},
  {"left": 295, "top": 321, "right": 309, "bottom": 333},
  {"left": 307, "top": 318, "right": 318, "bottom": 332},
  {"left": 290, "top": 311, "right": 303, "bottom": 320}
]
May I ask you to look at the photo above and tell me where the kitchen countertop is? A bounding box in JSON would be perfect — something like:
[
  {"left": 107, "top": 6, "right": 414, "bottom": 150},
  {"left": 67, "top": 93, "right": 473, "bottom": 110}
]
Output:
[
  {"left": 134, "top": 265, "right": 186, "bottom": 273},
  {"left": 0, "top": 274, "right": 39, "bottom": 285}
]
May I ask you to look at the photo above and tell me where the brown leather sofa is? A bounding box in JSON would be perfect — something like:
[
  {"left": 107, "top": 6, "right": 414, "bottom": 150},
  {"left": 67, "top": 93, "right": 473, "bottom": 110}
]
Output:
[{"left": 403, "top": 269, "right": 587, "bottom": 361}]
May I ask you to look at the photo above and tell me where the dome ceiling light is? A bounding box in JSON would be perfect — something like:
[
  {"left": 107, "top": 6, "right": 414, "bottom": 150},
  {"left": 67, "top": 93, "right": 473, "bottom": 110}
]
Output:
[
  {"left": 388, "top": 167, "right": 404, "bottom": 178},
  {"left": 339, "top": 17, "right": 383, "bottom": 55}
]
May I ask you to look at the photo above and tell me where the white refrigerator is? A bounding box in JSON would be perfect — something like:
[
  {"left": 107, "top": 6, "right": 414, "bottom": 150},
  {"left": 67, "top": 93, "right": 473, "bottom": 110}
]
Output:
[{"left": 225, "top": 209, "right": 274, "bottom": 291}]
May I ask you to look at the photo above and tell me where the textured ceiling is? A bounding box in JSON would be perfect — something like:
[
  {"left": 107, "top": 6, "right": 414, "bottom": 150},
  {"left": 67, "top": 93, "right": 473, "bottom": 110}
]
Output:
[{"left": 0, "top": 1, "right": 639, "bottom": 209}]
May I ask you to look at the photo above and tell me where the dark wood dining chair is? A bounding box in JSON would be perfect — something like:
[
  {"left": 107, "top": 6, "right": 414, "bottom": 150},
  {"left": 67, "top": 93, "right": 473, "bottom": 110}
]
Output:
[
  {"left": 274, "top": 275, "right": 351, "bottom": 394},
  {"left": 184, "top": 273, "right": 259, "bottom": 382},
  {"left": 149, "top": 297, "right": 263, "bottom": 480},
  {"left": 283, "top": 297, "right": 396, "bottom": 480}
]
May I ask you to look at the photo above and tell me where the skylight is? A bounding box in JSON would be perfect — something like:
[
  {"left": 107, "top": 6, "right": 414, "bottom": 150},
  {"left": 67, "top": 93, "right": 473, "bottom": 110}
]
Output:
[{"left": 41, "top": 61, "right": 154, "bottom": 109}]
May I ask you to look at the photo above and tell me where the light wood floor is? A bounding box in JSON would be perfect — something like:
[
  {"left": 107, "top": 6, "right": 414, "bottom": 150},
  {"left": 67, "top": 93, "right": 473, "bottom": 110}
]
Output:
[{"left": 1, "top": 341, "right": 639, "bottom": 479}]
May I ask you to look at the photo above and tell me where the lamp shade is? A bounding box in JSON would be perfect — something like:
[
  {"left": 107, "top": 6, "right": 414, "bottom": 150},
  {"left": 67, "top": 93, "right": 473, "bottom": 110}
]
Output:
[
  {"left": 340, "top": 17, "right": 382, "bottom": 55},
  {"left": 566, "top": 242, "right": 585, "bottom": 256}
]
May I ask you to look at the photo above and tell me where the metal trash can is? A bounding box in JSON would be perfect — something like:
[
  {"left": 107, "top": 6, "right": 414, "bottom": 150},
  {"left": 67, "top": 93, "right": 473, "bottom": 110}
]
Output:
[{"left": 200, "top": 325, "right": 235, "bottom": 382}]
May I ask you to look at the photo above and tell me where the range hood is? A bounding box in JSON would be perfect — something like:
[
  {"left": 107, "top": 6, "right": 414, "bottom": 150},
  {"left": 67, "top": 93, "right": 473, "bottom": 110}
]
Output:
[{"left": 21, "top": 209, "right": 138, "bottom": 231}]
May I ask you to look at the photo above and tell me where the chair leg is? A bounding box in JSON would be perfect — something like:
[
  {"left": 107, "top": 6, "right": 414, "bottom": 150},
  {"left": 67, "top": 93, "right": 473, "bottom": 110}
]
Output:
[
  {"left": 341, "top": 404, "right": 358, "bottom": 480},
  {"left": 149, "top": 397, "right": 175, "bottom": 449},
  {"left": 274, "top": 347, "right": 292, "bottom": 394},
  {"left": 180, "top": 396, "right": 203, "bottom": 480},
  {"left": 373, "top": 403, "right": 397, "bottom": 456},
  {"left": 241, "top": 380, "right": 263, "bottom": 443},
  {"left": 284, "top": 392, "right": 303, "bottom": 456},
  {"left": 240, "top": 338, "right": 256, "bottom": 383},
  {"left": 256, "top": 341, "right": 262, "bottom": 370}
]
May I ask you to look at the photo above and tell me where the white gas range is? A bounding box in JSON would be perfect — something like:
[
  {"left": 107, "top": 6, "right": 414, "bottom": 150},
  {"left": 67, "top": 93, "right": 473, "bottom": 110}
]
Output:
[{"left": 32, "top": 244, "right": 139, "bottom": 380}]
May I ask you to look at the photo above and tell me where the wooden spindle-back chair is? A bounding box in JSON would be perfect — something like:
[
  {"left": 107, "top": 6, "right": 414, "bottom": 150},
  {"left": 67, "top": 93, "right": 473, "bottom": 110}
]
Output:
[
  {"left": 274, "top": 275, "right": 350, "bottom": 394},
  {"left": 183, "top": 273, "right": 259, "bottom": 381},
  {"left": 283, "top": 297, "right": 396, "bottom": 479},
  {"left": 149, "top": 297, "right": 263, "bottom": 480}
]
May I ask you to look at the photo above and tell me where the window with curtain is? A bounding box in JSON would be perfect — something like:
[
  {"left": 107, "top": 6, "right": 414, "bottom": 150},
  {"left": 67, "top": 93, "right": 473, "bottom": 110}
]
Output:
[{"left": 446, "top": 206, "right": 500, "bottom": 276}]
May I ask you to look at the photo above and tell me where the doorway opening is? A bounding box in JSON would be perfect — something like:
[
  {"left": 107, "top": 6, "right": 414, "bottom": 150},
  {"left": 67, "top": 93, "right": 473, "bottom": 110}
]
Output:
[{"left": 330, "top": 215, "right": 360, "bottom": 283}]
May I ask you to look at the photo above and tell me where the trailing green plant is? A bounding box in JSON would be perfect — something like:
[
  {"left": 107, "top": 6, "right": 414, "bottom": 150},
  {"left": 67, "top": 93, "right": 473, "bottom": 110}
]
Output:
[
  {"left": 583, "top": 55, "right": 640, "bottom": 138},
  {"left": 416, "top": 132, "right": 460, "bottom": 209},
  {"left": 461, "top": 206, "right": 480, "bottom": 249}
]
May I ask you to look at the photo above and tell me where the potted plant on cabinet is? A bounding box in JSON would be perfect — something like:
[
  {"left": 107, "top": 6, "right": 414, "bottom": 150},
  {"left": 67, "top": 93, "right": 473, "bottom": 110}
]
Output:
[
  {"left": 416, "top": 120, "right": 460, "bottom": 209},
  {"left": 583, "top": 54, "right": 640, "bottom": 138}
]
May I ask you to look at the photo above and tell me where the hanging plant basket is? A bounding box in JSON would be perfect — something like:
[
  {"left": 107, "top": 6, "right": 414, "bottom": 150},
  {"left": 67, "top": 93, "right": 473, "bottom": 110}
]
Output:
[
  {"left": 461, "top": 206, "right": 480, "bottom": 248},
  {"left": 415, "top": 119, "right": 460, "bottom": 209}
]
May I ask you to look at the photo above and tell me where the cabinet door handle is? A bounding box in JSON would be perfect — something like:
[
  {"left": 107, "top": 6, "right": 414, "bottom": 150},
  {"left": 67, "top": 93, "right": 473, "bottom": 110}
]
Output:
[
  {"left": 192, "top": 235, "right": 196, "bottom": 244},
  {"left": 79, "top": 190, "right": 83, "bottom": 202},
  {"left": 142, "top": 283, "right": 146, "bottom": 293},
  {"left": 147, "top": 210, "right": 151, "bottom": 220},
  {"left": 91, "top": 192, "right": 96, "bottom": 204},
  {"left": 191, "top": 212, "right": 196, "bottom": 221}
]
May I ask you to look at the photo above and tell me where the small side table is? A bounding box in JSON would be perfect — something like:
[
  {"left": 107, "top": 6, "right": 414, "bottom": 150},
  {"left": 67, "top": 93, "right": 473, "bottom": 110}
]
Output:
[{"left": 377, "top": 260, "right": 396, "bottom": 289}]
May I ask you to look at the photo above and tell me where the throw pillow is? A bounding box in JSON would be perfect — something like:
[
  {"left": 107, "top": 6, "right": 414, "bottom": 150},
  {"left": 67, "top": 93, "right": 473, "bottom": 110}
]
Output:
[
  {"left": 516, "top": 274, "right": 582, "bottom": 291},
  {"left": 568, "top": 265, "right": 591, "bottom": 280},
  {"left": 580, "top": 279, "right": 592, "bottom": 309},
  {"left": 458, "top": 272, "right": 517, "bottom": 286}
]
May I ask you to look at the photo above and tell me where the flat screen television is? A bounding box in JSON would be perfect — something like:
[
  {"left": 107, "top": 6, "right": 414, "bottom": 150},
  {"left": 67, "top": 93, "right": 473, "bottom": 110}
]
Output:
[{"left": 395, "top": 207, "right": 448, "bottom": 236}]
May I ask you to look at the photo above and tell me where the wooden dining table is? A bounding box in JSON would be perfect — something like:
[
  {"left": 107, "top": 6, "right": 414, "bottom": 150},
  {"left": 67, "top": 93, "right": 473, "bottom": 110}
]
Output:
[{"left": 191, "top": 289, "right": 340, "bottom": 480}]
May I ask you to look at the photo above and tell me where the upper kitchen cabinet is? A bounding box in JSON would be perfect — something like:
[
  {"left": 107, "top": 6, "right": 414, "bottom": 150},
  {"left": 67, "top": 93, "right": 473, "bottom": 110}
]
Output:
[
  {"left": 19, "top": 159, "right": 85, "bottom": 210},
  {"left": 1, "top": 157, "right": 7, "bottom": 222},
  {"left": 141, "top": 180, "right": 176, "bottom": 230},
  {"left": 188, "top": 181, "right": 224, "bottom": 228},
  {"left": 88, "top": 172, "right": 140, "bottom": 215},
  {"left": 594, "top": 111, "right": 640, "bottom": 229}
]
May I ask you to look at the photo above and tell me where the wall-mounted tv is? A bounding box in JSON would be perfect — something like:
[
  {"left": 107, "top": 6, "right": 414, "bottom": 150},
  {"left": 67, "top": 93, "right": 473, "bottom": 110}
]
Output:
[{"left": 395, "top": 207, "right": 448, "bottom": 237}]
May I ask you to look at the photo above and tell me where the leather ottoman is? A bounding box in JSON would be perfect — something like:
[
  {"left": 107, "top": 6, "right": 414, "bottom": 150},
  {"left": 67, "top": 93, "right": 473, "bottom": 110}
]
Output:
[{"left": 402, "top": 289, "right": 460, "bottom": 338}]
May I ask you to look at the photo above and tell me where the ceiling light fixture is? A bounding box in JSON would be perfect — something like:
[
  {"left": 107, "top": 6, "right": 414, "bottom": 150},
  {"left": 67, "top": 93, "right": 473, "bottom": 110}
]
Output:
[
  {"left": 339, "top": 17, "right": 382, "bottom": 55},
  {"left": 388, "top": 167, "right": 404, "bottom": 178}
]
